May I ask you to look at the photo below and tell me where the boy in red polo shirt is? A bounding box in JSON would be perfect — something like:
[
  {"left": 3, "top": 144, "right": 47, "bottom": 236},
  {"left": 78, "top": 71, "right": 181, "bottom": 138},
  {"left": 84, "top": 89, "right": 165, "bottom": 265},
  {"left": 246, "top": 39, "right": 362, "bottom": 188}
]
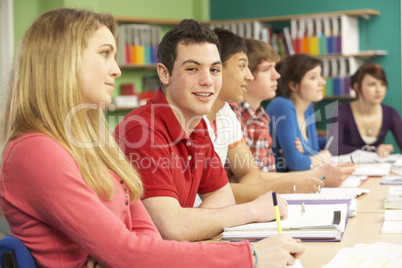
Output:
[{"left": 114, "top": 20, "right": 294, "bottom": 244}]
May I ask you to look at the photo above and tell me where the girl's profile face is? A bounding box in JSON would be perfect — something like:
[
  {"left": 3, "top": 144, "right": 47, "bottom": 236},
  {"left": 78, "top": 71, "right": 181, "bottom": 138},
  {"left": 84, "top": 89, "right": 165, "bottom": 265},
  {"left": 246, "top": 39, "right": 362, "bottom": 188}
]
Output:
[
  {"left": 79, "top": 25, "right": 121, "bottom": 108},
  {"left": 359, "top": 74, "right": 387, "bottom": 104},
  {"left": 295, "top": 65, "right": 326, "bottom": 103}
]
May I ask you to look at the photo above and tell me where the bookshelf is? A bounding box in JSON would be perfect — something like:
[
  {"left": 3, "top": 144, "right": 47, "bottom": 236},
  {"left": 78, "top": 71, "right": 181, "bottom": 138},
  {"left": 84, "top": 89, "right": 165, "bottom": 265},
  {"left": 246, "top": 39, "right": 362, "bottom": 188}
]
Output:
[
  {"left": 208, "top": 9, "right": 385, "bottom": 99},
  {"left": 112, "top": 17, "right": 175, "bottom": 112},
  {"left": 111, "top": 9, "right": 385, "bottom": 112}
]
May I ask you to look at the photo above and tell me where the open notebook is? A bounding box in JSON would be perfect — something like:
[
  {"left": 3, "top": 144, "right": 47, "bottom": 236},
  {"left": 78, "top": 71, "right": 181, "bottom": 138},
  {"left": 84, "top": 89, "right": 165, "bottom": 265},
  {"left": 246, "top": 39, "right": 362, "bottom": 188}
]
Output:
[{"left": 222, "top": 203, "right": 348, "bottom": 242}]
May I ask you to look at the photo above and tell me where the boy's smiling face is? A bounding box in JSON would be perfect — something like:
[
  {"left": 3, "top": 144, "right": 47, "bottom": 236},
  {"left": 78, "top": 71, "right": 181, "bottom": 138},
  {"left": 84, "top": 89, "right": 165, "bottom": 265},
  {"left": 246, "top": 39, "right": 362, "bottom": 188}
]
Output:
[
  {"left": 160, "top": 42, "right": 222, "bottom": 123},
  {"left": 220, "top": 51, "right": 254, "bottom": 103}
]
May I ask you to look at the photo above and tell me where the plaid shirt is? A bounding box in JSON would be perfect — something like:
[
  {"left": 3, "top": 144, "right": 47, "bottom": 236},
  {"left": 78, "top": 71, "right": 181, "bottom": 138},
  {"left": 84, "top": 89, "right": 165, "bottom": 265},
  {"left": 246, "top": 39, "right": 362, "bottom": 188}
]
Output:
[{"left": 228, "top": 101, "right": 276, "bottom": 172}]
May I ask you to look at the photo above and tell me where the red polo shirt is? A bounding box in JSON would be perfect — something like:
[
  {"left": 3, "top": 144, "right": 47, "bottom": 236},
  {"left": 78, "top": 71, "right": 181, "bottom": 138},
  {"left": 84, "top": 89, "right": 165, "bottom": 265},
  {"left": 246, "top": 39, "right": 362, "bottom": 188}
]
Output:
[{"left": 114, "top": 88, "right": 228, "bottom": 207}]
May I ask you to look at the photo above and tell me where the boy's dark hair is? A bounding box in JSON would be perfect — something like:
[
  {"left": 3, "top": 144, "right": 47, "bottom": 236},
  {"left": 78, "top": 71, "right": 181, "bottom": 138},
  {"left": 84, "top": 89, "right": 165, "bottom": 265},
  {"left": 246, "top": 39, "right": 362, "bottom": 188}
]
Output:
[
  {"left": 276, "top": 54, "right": 323, "bottom": 97},
  {"left": 157, "top": 19, "right": 220, "bottom": 75},
  {"left": 213, "top": 28, "right": 247, "bottom": 65}
]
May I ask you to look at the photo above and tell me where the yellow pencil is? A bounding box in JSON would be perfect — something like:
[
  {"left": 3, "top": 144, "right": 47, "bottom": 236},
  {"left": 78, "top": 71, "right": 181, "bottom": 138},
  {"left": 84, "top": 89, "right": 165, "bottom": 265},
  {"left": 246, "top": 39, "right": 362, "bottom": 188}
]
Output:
[{"left": 272, "top": 191, "right": 282, "bottom": 233}]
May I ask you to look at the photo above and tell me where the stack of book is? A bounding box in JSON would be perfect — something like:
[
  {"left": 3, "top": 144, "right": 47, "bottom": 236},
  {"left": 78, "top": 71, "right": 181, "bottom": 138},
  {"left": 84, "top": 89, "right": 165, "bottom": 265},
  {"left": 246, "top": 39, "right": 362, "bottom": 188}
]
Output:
[{"left": 222, "top": 202, "right": 348, "bottom": 242}]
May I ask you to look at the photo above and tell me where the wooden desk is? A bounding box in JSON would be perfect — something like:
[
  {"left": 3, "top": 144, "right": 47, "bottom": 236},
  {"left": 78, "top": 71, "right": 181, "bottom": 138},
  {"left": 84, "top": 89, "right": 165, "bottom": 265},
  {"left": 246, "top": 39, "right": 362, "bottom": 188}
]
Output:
[
  {"left": 356, "top": 177, "right": 389, "bottom": 213},
  {"left": 299, "top": 212, "right": 402, "bottom": 267},
  {"left": 207, "top": 177, "right": 402, "bottom": 267},
  {"left": 299, "top": 177, "right": 402, "bottom": 267}
]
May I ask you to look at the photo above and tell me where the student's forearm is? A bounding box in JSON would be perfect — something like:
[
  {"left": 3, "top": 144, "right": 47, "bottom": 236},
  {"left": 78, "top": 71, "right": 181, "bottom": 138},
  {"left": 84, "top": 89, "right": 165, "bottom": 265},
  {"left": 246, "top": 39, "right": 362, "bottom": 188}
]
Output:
[
  {"left": 259, "top": 174, "right": 294, "bottom": 193},
  {"left": 230, "top": 182, "right": 268, "bottom": 203},
  {"left": 231, "top": 177, "right": 290, "bottom": 202},
  {"left": 303, "top": 167, "right": 325, "bottom": 178},
  {"left": 144, "top": 199, "right": 259, "bottom": 242}
]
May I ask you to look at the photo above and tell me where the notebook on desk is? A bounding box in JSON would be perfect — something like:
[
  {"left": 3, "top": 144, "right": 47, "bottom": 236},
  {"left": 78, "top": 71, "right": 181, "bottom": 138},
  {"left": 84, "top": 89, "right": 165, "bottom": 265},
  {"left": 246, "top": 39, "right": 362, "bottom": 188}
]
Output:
[
  {"left": 282, "top": 188, "right": 357, "bottom": 217},
  {"left": 381, "top": 176, "right": 402, "bottom": 185},
  {"left": 331, "top": 150, "right": 401, "bottom": 164},
  {"left": 222, "top": 203, "right": 348, "bottom": 242}
]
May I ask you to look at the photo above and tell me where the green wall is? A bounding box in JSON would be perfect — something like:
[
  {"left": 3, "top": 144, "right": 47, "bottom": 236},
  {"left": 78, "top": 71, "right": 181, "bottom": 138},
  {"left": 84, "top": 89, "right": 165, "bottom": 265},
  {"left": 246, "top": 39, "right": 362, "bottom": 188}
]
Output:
[
  {"left": 13, "top": 0, "right": 209, "bottom": 50},
  {"left": 211, "top": 0, "right": 401, "bottom": 152}
]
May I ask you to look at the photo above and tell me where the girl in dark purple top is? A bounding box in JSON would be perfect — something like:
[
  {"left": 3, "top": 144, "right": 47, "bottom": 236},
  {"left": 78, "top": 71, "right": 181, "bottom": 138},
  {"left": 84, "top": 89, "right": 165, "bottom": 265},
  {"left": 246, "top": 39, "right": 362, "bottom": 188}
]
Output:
[{"left": 328, "top": 63, "right": 402, "bottom": 156}]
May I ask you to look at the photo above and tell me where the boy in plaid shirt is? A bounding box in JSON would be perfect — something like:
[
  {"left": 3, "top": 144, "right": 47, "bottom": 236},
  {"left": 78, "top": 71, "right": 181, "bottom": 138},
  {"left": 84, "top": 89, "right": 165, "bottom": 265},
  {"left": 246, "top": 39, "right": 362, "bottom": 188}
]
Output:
[
  {"left": 228, "top": 38, "right": 280, "bottom": 172},
  {"left": 229, "top": 38, "right": 356, "bottom": 187}
]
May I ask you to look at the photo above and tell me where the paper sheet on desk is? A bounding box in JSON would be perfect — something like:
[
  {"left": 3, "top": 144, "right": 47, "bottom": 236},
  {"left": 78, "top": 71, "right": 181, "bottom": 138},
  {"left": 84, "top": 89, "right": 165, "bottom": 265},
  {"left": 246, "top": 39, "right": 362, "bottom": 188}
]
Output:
[
  {"left": 340, "top": 175, "right": 368, "bottom": 188},
  {"left": 322, "top": 243, "right": 402, "bottom": 268},
  {"left": 353, "top": 163, "right": 392, "bottom": 176},
  {"left": 331, "top": 150, "right": 401, "bottom": 164},
  {"left": 388, "top": 186, "right": 402, "bottom": 195}
]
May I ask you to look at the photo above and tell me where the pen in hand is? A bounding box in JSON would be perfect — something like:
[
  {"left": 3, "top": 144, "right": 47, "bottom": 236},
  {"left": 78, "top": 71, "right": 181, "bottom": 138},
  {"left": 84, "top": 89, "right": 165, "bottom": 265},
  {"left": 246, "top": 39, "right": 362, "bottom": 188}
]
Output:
[{"left": 272, "top": 191, "right": 282, "bottom": 233}]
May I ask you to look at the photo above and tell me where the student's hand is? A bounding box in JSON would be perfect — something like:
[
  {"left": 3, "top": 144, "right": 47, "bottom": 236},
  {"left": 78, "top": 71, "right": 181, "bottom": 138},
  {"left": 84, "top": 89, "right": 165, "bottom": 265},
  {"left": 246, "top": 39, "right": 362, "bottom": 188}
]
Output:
[
  {"left": 377, "top": 144, "right": 394, "bottom": 158},
  {"left": 295, "top": 137, "right": 304, "bottom": 153},
  {"left": 291, "top": 175, "right": 324, "bottom": 193},
  {"left": 252, "top": 234, "right": 305, "bottom": 267},
  {"left": 318, "top": 150, "right": 332, "bottom": 164},
  {"left": 319, "top": 163, "right": 357, "bottom": 187},
  {"left": 337, "top": 162, "right": 357, "bottom": 175},
  {"left": 251, "top": 191, "right": 288, "bottom": 222}
]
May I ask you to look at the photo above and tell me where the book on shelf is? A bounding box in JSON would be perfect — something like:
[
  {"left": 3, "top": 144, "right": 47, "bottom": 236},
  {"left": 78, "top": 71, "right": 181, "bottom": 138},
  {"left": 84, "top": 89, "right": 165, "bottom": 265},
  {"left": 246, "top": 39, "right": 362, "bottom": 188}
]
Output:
[
  {"left": 299, "top": 18, "right": 309, "bottom": 54},
  {"left": 283, "top": 27, "right": 295, "bottom": 55},
  {"left": 290, "top": 19, "right": 301, "bottom": 54},
  {"left": 321, "top": 57, "right": 362, "bottom": 97},
  {"left": 117, "top": 23, "right": 161, "bottom": 65},
  {"left": 290, "top": 15, "right": 359, "bottom": 56},
  {"left": 222, "top": 202, "right": 348, "bottom": 242},
  {"left": 306, "top": 18, "right": 318, "bottom": 55},
  {"left": 316, "top": 17, "right": 326, "bottom": 55}
]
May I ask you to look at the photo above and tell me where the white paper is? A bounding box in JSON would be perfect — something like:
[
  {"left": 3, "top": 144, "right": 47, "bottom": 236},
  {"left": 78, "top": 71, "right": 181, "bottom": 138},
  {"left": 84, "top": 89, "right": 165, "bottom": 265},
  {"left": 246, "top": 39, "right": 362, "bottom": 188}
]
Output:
[{"left": 323, "top": 243, "right": 402, "bottom": 268}]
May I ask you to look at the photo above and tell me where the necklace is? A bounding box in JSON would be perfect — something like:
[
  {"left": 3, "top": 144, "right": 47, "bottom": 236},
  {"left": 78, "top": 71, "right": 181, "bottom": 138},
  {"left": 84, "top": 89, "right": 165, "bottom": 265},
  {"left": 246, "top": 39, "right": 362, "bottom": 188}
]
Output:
[{"left": 367, "top": 129, "right": 374, "bottom": 136}]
